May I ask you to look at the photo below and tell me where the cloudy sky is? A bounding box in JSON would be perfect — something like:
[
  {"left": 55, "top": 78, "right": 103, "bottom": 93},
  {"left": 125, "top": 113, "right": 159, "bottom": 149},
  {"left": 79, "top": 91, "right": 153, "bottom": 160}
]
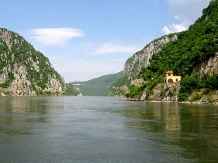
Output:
[{"left": 0, "top": 0, "right": 210, "bottom": 82}]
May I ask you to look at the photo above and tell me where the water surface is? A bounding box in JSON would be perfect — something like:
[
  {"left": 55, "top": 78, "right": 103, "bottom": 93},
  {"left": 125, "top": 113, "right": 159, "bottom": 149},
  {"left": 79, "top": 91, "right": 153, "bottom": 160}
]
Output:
[{"left": 0, "top": 96, "right": 218, "bottom": 163}]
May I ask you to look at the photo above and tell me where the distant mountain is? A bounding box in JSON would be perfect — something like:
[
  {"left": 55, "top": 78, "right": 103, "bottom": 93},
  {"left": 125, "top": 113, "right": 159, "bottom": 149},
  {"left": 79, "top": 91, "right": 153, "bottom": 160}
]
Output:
[
  {"left": 0, "top": 28, "right": 65, "bottom": 96},
  {"left": 68, "top": 71, "right": 122, "bottom": 96}
]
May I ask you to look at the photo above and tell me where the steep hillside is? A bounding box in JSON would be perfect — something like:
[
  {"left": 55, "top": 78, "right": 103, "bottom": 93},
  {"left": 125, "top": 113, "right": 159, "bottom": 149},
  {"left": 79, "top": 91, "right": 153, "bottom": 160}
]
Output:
[
  {"left": 126, "top": 0, "right": 218, "bottom": 103},
  {"left": 69, "top": 71, "right": 122, "bottom": 96},
  {"left": 108, "top": 34, "right": 177, "bottom": 96},
  {"left": 0, "top": 28, "right": 65, "bottom": 96}
]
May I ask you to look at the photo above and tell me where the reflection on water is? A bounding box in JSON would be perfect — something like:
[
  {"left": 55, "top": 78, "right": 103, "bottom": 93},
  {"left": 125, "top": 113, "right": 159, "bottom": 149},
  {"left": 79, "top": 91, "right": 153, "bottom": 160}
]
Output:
[
  {"left": 0, "top": 96, "right": 218, "bottom": 163},
  {"left": 123, "top": 101, "right": 218, "bottom": 162},
  {"left": 0, "top": 97, "right": 50, "bottom": 135},
  {"left": 165, "top": 103, "right": 181, "bottom": 131},
  {"left": 123, "top": 102, "right": 182, "bottom": 131}
]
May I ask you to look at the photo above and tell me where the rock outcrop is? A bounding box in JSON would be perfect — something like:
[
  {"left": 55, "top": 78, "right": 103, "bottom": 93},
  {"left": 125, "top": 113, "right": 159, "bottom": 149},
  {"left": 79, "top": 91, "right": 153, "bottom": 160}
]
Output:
[
  {"left": 122, "top": 34, "right": 177, "bottom": 80},
  {"left": 108, "top": 34, "right": 177, "bottom": 96},
  {"left": 0, "top": 28, "right": 65, "bottom": 96},
  {"left": 193, "top": 53, "right": 218, "bottom": 76},
  {"left": 146, "top": 82, "right": 181, "bottom": 101}
]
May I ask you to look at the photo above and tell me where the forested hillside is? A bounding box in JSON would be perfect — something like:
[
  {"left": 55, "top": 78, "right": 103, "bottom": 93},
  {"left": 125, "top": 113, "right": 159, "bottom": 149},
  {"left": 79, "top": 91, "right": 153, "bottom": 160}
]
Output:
[
  {"left": 68, "top": 71, "right": 122, "bottom": 96},
  {"left": 119, "top": 0, "right": 218, "bottom": 103},
  {"left": 0, "top": 28, "right": 65, "bottom": 96}
]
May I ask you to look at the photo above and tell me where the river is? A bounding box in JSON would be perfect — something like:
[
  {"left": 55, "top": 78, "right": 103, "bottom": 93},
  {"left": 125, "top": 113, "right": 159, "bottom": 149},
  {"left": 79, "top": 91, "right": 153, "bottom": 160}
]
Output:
[{"left": 0, "top": 96, "right": 218, "bottom": 163}]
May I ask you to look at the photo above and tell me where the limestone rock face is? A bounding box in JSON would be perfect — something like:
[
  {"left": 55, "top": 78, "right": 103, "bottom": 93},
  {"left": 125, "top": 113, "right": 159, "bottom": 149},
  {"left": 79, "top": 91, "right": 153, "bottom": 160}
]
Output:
[
  {"left": 131, "top": 78, "right": 144, "bottom": 87},
  {"left": 0, "top": 28, "right": 65, "bottom": 96},
  {"left": 122, "top": 35, "right": 177, "bottom": 80},
  {"left": 147, "top": 82, "right": 181, "bottom": 101},
  {"left": 108, "top": 34, "right": 177, "bottom": 96},
  {"left": 193, "top": 53, "right": 218, "bottom": 76}
]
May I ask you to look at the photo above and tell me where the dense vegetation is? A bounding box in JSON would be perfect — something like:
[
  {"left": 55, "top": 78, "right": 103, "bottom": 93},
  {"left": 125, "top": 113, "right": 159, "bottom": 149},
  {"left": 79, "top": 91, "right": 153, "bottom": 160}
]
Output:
[
  {"left": 111, "top": 76, "right": 131, "bottom": 88},
  {"left": 179, "top": 73, "right": 218, "bottom": 101},
  {"left": 64, "top": 83, "right": 79, "bottom": 96},
  {"left": 108, "top": 76, "right": 131, "bottom": 96},
  {"left": 127, "top": 0, "right": 218, "bottom": 100}
]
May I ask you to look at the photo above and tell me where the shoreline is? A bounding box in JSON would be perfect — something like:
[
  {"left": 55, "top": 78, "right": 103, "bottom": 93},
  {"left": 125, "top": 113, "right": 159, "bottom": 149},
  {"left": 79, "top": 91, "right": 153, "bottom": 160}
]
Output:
[{"left": 123, "top": 98, "right": 218, "bottom": 105}]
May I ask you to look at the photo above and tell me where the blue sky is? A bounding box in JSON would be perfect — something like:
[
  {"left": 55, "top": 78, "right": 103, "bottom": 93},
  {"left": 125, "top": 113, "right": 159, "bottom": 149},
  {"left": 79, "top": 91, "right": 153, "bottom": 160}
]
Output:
[{"left": 0, "top": 0, "right": 210, "bottom": 82}]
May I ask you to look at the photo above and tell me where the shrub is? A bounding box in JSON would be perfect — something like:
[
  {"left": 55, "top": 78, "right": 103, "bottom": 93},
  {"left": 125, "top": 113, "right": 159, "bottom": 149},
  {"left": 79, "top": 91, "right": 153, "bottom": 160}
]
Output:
[
  {"left": 192, "top": 93, "right": 202, "bottom": 101},
  {"left": 178, "top": 93, "right": 189, "bottom": 101}
]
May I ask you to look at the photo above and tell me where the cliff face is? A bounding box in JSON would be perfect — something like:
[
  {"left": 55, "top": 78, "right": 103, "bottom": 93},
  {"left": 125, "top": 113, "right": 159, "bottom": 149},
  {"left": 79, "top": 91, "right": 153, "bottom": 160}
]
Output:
[
  {"left": 108, "top": 34, "right": 177, "bottom": 96},
  {"left": 193, "top": 53, "right": 218, "bottom": 76},
  {"left": 122, "top": 34, "right": 177, "bottom": 80},
  {"left": 0, "top": 28, "right": 65, "bottom": 96}
]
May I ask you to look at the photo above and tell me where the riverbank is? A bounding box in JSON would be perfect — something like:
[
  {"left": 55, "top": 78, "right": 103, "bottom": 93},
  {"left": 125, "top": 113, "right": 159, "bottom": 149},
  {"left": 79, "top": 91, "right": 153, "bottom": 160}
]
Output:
[{"left": 124, "top": 97, "right": 218, "bottom": 105}]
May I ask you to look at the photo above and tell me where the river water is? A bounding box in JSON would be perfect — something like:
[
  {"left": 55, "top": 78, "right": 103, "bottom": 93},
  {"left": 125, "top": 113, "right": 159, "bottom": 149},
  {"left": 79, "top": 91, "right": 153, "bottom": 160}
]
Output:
[{"left": 0, "top": 96, "right": 218, "bottom": 163}]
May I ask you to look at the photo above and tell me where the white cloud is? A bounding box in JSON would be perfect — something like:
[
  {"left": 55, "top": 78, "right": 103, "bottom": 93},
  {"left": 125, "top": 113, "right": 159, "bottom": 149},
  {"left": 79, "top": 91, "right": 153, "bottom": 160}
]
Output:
[
  {"left": 30, "top": 28, "right": 85, "bottom": 46},
  {"left": 162, "top": 23, "right": 187, "bottom": 35},
  {"left": 162, "top": 0, "right": 210, "bottom": 34},
  {"left": 166, "top": 0, "right": 210, "bottom": 25},
  {"left": 94, "top": 43, "right": 141, "bottom": 55}
]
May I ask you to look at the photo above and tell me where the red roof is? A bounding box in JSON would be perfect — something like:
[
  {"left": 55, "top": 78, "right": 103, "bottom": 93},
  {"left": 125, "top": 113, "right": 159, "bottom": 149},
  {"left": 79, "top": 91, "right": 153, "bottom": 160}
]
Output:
[{"left": 165, "top": 71, "right": 173, "bottom": 74}]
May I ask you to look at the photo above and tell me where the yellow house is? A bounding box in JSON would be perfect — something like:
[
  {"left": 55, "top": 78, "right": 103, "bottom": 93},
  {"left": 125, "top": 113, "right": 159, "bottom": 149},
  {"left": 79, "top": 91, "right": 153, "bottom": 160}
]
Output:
[{"left": 165, "top": 71, "right": 181, "bottom": 84}]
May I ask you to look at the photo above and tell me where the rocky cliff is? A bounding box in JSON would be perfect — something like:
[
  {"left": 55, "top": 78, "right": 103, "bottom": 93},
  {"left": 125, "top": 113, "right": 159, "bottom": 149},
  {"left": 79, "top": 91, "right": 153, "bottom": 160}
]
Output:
[
  {"left": 193, "top": 53, "right": 218, "bottom": 76},
  {"left": 122, "top": 34, "right": 177, "bottom": 80},
  {"left": 0, "top": 28, "right": 65, "bottom": 96},
  {"left": 108, "top": 34, "right": 177, "bottom": 96}
]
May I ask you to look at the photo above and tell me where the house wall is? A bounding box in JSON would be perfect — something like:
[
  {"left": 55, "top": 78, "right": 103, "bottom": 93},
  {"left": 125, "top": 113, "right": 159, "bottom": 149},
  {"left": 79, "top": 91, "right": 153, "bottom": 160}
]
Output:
[{"left": 165, "top": 76, "right": 181, "bottom": 84}]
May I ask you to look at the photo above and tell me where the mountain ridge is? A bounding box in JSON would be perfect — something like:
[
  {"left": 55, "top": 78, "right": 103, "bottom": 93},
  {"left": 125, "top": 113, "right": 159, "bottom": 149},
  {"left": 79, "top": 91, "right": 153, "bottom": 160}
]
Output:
[
  {"left": 0, "top": 28, "right": 65, "bottom": 96},
  {"left": 68, "top": 71, "right": 122, "bottom": 96}
]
